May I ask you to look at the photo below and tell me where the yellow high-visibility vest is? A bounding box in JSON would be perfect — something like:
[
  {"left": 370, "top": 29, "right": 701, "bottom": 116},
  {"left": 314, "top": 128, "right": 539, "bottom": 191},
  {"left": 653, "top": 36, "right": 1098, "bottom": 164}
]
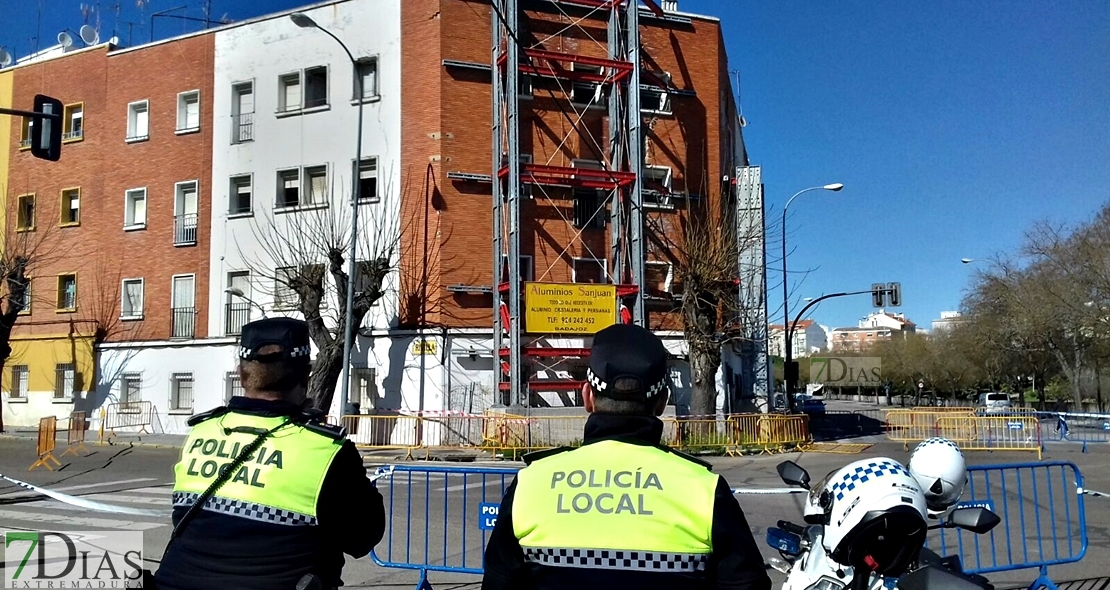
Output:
[
  {"left": 512, "top": 440, "right": 718, "bottom": 573},
  {"left": 172, "top": 412, "right": 343, "bottom": 525}
]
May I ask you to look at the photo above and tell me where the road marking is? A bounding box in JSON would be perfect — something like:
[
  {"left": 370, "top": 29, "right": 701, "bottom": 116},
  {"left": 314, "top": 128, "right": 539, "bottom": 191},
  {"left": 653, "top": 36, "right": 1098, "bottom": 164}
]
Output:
[
  {"left": 83, "top": 493, "right": 171, "bottom": 505},
  {"left": 0, "top": 477, "right": 158, "bottom": 499},
  {"left": 129, "top": 486, "right": 173, "bottom": 496},
  {"left": 0, "top": 508, "right": 166, "bottom": 530}
]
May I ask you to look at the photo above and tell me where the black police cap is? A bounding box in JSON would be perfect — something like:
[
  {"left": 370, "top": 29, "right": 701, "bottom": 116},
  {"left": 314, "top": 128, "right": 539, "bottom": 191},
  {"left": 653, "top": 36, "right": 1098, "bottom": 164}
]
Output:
[
  {"left": 586, "top": 323, "right": 670, "bottom": 400},
  {"left": 238, "top": 317, "right": 312, "bottom": 363}
]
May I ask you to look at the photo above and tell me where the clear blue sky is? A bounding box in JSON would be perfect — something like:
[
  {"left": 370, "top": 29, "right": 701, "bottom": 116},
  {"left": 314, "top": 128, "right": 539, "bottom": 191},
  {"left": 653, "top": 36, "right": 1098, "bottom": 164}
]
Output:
[{"left": 3, "top": 1, "right": 1109, "bottom": 331}]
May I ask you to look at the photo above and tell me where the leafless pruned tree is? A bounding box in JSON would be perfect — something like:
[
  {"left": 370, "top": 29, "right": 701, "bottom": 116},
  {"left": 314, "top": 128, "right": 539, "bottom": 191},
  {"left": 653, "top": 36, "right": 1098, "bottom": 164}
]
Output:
[
  {"left": 237, "top": 174, "right": 402, "bottom": 413},
  {"left": 0, "top": 217, "right": 71, "bottom": 432}
]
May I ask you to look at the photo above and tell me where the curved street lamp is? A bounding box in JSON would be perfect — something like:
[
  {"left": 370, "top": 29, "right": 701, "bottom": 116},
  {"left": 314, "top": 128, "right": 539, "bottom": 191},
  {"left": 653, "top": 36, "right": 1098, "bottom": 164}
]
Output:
[{"left": 781, "top": 183, "right": 843, "bottom": 412}]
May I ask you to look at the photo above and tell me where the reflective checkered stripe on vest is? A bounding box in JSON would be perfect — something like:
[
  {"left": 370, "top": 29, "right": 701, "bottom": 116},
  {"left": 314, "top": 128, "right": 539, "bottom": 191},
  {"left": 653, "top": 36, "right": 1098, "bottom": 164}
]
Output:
[
  {"left": 172, "top": 414, "right": 343, "bottom": 526},
  {"left": 512, "top": 440, "right": 718, "bottom": 573}
]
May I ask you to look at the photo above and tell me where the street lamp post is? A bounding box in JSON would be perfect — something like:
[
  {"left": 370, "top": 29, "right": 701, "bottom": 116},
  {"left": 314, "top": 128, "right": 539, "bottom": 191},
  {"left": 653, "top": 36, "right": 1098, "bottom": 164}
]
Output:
[
  {"left": 291, "top": 12, "right": 365, "bottom": 414},
  {"left": 781, "top": 183, "right": 843, "bottom": 413}
]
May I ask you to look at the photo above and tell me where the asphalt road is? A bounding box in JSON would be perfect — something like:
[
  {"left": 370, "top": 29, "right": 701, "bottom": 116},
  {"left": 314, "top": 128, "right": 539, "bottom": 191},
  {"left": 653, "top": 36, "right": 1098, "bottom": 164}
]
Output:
[{"left": 1, "top": 435, "right": 1108, "bottom": 589}]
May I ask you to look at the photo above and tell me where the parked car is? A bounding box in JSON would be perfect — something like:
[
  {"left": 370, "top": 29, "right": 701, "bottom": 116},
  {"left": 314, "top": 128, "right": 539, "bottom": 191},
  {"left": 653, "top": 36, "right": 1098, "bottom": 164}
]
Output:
[{"left": 977, "top": 392, "right": 1012, "bottom": 414}]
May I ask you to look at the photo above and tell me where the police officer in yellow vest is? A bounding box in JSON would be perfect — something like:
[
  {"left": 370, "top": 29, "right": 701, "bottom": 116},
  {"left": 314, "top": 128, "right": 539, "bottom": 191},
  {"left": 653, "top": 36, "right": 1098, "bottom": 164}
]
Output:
[
  {"left": 155, "top": 318, "right": 386, "bottom": 590},
  {"left": 482, "top": 324, "right": 772, "bottom": 590}
]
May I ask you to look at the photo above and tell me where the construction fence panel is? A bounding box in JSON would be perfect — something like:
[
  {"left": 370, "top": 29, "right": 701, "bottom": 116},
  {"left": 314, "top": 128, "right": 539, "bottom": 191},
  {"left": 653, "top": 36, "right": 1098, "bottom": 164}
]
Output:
[
  {"left": 886, "top": 409, "right": 975, "bottom": 445},
  {"left": 1052, "top": 412, "right": 1110, "bottom": 446},
  {"left": 370, "top": 464, "right": 518, "bottom": 589},
  {"left": 29, "top": 416, "right": 61, "bottom": 471},
  {"left": 929, "top": 461, "right": 1087, "bottom": 578},
  {"left": 101, "top": 401, "right": 155, "bottom": 439},
  {"left": 343, "top": 415, "right": 423, "bottom": 449}
]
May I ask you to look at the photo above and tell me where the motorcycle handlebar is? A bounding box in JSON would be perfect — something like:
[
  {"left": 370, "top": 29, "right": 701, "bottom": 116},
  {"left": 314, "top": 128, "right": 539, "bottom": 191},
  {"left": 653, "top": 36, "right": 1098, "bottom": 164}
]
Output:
[{"left": 777, "top": 520, "right": 807, "bottom": 536}]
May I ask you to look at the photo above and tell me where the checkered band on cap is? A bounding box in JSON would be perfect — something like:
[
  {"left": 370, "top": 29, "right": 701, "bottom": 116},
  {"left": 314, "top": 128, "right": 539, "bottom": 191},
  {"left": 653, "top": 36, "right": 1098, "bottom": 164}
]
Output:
[
  {"left": 914, "top": 437, "right": 964, "bottom": 456},
  {"left": 173, "top": 491, "right": 317, "bottom": 527},
  {"left": 523, "top": 547, "right": 709, "bottom": 573},
  {"left": 829, "top": 460, "right": 911, "bottom": 502},
  {"left": 289, "top": 344, "right": 311, "bottom": 358},
  {"left": 586, "top": 367, "right": 667, "bottom": 398}
]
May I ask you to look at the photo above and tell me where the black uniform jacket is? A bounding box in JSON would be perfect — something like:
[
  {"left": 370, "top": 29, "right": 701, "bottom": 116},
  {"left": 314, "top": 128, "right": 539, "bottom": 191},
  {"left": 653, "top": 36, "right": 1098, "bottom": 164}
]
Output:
[
  {"left": 155, "top": 397, "right": 386, "bottom": 590},
  {"left": 481, "top": 413, "right": 773, "bottom": 590}
]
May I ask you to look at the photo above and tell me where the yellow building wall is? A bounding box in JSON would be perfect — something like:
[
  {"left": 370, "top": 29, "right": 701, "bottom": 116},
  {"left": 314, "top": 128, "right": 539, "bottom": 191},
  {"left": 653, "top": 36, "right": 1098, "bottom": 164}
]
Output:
[{"left": 2, "top": 333, "right": 97, "bottom": 427}]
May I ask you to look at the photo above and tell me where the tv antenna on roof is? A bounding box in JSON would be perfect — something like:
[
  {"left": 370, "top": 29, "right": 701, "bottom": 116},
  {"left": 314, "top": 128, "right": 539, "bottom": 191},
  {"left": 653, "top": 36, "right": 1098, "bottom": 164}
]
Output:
[{"left": 80, "top": 24, "right": 100, "bottom": 45}]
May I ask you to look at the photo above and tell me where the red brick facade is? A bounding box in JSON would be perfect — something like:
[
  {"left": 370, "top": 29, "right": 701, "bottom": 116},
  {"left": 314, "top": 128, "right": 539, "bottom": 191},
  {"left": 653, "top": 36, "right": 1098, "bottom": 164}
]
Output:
[
  {"left": 7, "top": 35, "right": 214, "bottom": 343},
  {"left": 399, "top": 0, "right": 740, "bottom": 331}
]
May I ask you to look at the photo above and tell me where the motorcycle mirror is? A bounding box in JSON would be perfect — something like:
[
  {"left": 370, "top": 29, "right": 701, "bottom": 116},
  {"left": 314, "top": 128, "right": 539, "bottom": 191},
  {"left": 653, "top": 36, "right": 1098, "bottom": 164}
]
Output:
[
  {"left": 776, "top": 461, "right": 811, "bottom": 489},
  {"left": 945, "top": 507, "right": 1002, "bottom": 534}
]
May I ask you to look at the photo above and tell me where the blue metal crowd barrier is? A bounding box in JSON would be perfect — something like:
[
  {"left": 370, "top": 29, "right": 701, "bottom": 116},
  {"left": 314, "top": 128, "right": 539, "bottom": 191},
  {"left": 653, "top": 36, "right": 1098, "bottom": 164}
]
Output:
[
  {"left": 929, "top": 461, "right": 1087, "bottom": 587},
  {"left": 1050, "top": 412, "right": 1110, "bottom": 451},
  {"left": 369, "top": 464, "right": 518, "bottom": 589}
]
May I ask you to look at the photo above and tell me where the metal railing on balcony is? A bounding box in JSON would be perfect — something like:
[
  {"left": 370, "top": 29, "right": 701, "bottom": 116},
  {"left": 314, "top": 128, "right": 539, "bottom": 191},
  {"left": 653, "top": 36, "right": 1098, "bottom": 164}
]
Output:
[
  {"left": 171, "top": 307, "right": 196, "bottom": 339},
  {"left": 233, "top": 113, "right": 254, "bottom": 143},
  {"left": 225, "top": 302, "right": 251, "bottom": 336},
  {"left": 63, "top": 130, "right": 83, "bottom": 141},
  {"left": 174, "top": 214, "right": 198, "bottom": 246}
]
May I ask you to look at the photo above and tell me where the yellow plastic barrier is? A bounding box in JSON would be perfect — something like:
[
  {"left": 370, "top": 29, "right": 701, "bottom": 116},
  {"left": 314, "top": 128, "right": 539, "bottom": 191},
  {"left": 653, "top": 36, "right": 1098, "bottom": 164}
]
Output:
[
  {"left": 887, "top": 409, "right": 975, "bottom": 447},
  {"left": 60, "top": 411, "right": 90, "bottom": 458},
  {"left": 938, "top": 414, "right": 1042, "bottom": 459},
  {"left": 29, "top": 416, "right": 62, "bottom": 471}
]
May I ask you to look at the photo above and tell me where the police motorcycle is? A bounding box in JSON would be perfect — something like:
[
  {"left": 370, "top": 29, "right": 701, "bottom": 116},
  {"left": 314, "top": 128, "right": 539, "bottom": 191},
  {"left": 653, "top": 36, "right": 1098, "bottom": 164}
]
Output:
[{"left": 764, "top": 438, "right": 1001, "bottom": 590}]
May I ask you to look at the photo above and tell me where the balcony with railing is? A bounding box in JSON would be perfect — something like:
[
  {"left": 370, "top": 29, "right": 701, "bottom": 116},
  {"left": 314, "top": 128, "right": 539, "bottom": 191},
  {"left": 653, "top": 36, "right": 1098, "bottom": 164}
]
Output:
[
  {"left": 225, "top": 302, "right": 251, "bottom": 336},
  {"left": 171, "top": 307, "right": 196, "bottom": 339},
  {"left": 233, "top": 113, "right": 254, "bottom": 144},
  {"left": 174, "top": 214, "right": 198, "bottom": 246}
]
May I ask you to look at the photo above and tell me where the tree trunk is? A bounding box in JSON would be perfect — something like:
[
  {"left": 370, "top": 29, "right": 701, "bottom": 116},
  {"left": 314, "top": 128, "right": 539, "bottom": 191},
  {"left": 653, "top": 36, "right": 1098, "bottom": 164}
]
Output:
[
  {"left": 689, "top": 342, "right": 719, "bottom": 417},
  {"left": 309, "top": 341, "right": 345, "bottom": 414}
]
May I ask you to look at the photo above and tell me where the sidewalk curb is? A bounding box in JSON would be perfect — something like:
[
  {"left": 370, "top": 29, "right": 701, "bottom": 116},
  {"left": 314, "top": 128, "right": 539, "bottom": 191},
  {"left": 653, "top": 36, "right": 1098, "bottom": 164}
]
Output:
[{"left": 0, "top": 433, "right": 184, "bottom": 450}]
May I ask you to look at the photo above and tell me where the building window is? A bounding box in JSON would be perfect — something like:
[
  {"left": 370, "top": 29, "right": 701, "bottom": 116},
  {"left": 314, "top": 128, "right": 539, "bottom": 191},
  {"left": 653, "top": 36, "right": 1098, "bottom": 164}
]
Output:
[
  {"left": 229, "top": 175, "right": 252, "bottom": 215},
  {"left": 571, "top": 64, "right": 607, "bottom": 105},
  {"left": 55, "top": 363, "right": 77, "bottom": 399},
  {"left": 174, "top": 181, "right": 199, "bottom": 246},
  {"left": 304, "top": 66, "right": 328, "bottom": 108},
  {"left": 232, "top": 82, "right": 254, "bottom": 143},
  {"left": 121, "top": 278, "right": 144, "bottom": 319},
  {"left": 60, "top": 188, "right": 80, "bottom": 226},
  {"left": 303, "top": 165, "right": 328, "bottom": 206},
  {"left": 354, "top": 58, "right": 378, "bottom": 100},
  {"left": 57, "top": 274, "right": 77, "bottom": 311},
  {"left": 225, "top": 271, "right": 251, "bottom": 336},
  {"left": 125, "top": 188, "right": 147, "bottom": 229},
  {"left": 279, "top": 72, "right": 301, "bottom": 112},
  {"left": 572, "top": 258, "right": 607, "bottom": 284},
  {"left": 274, "top": 265, "right": 323, "bottom": 309},
  {"left": 276, "top": 169, "right": 300, "bottom": 208},
  {"left": 127, "top": 100, "right": 149, "bottom": 141},
  {"left": 119, "top": 372, "right": 141, "bottom": 403},
  {"left": 171, "top": 275, "right": 196, "bottom": 339},
  {"left": 19, "top": 117, "right": 32, "bottom": 148},
  {"left": 63, "top": 103, "right": 84, "bottom": 141},
  {"left": 16, "top": 278, "right": 31, "bottom": 314},
  {"left": 226, "top": 371, "right": 244, "bottom": 400},
  {"left": 640, "top": 86, "right": 671, "bottom": 115},
  {"left": 500, "top": 255, "right": 534, "bottom": 282},
  {"left": 16, "top": 194, "right": 35, "bottom": 231},
  {"left": 355, "top": 157, "right": 378, "bottom": 203},
  {"left": 10, "top": 365, "right": 29, "bottom": 400},
  {"left": 572, "top": 189, "right": 606, "bottom": 229},
  {"left": 353, "top": 367, "right": 378, "bottom": 408},
  {"left": 176, "top": 90, "right": 200, "bottom": 133},
  {"left": 644, "top": 261, "right": 673, "bottom": 297},
  {"left": 171, "top": 373, "right": 194, "bottom": 412},
  {"left": 643, "top": 165, "right": 673, "bottom": 208}
]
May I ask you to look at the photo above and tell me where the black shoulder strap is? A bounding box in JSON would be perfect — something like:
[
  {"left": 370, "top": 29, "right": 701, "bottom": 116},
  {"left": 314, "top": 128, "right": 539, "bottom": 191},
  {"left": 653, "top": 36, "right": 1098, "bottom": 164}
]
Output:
[
  {"left": 290, "top": 412, "right": 347, "bottom": 440},
  {"left": 168, "top": 418, "right": 294, "bottom": 547},
  {"left": 655, "top": 444, "right": 714, "bottom": 470},
  {"left": 187, "top": 406, "right": 230, "bottom": 426},
  {"left": 522, "top": 446, "right": 572, "bottom": 465}
]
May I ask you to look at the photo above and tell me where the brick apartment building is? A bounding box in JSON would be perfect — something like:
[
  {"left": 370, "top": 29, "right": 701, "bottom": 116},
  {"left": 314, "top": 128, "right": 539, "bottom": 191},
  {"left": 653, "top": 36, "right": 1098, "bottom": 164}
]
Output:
[{"left": 1, "top": 0, "right": 747, "bottom": 432}]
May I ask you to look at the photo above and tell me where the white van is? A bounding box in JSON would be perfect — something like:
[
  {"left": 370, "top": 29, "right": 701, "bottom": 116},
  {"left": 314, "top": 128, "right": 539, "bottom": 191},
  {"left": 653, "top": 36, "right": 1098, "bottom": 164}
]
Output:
[{"left": 978, "top": 392, "right": 1012, "bottom": 414}]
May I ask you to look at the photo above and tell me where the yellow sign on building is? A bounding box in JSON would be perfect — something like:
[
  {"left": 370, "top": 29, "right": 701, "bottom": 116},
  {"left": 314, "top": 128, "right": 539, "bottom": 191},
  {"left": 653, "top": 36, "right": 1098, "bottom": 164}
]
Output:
[{"left": 524, "top": 282, "right": 617, "bottom": 334}]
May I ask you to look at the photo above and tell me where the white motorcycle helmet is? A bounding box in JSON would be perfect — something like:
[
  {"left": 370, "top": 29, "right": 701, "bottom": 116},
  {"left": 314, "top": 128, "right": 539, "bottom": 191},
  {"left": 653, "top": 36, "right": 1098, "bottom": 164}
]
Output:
[
  {"left": 908, "top": 437, "right": 968, "bottom": 519},
  {"left": 805, "top": 457, "right": 928, "bottom": 577}
]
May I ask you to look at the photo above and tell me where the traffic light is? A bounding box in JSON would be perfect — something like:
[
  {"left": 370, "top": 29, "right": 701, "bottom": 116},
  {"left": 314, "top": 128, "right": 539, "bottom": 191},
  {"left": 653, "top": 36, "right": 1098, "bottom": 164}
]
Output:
[
  {"left": 872, "top": 283, "right": 886, "bottom": 308},
  {"left": 30, "top": 94, "right": 63, "bottom": 162},
  {"left": 888, "top": 282, "right": 902, "bottom": 307}
]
